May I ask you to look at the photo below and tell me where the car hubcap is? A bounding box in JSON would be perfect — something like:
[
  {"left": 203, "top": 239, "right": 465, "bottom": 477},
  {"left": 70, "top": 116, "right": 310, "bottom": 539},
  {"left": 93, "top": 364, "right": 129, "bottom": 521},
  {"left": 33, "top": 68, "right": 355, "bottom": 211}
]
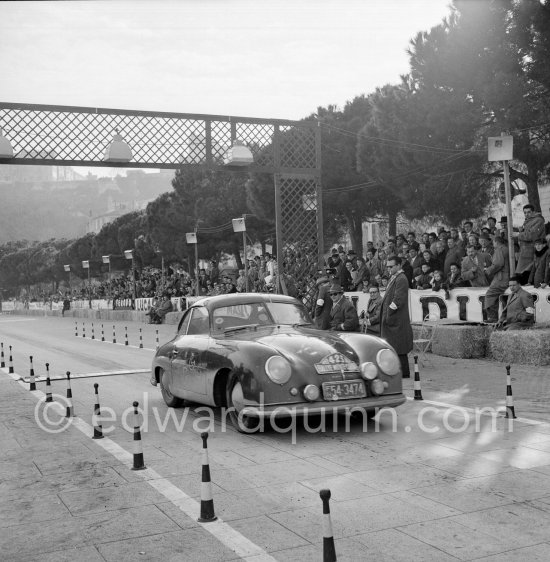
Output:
[{"left": 231, "top": 382, "right": 245, "bottom": 412}]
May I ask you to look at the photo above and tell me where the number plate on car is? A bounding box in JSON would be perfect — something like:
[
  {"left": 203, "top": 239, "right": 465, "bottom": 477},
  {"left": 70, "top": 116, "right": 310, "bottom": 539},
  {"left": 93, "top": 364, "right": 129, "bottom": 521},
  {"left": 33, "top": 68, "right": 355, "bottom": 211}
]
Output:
[{"left": 322, "top": 380, "right": 366, "bottom": 401}]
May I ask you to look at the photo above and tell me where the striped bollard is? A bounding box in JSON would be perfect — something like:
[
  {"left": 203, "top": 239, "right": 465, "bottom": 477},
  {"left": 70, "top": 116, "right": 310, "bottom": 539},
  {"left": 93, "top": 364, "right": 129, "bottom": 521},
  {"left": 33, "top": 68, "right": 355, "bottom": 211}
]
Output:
[
  {"left": 413, "top": 355, "right": 423, "bottom": 401},
  {"left": 92, "top": 383, "right": 103, "bottom": 439},
  {"left": 320, "top": 489, "right": 337, "bottom": 562},
  {"left": 101, "top": 324, "right": 105, "bottom": 342},
  {"left": 75, "top": 321, "right": 78, "bottom": 337},
  {"left": 156, "top": 329, "right": 159, "bottom": 350},
  {"left": 65, "top": 371, "right": 74, "bottom": 418},
  {"left": 198, "top": 432, "right": 217, "bottom": 522},
  {"left": 91, "top": 323, "right": 95, "bottom": 340},
  {"left": 139, "top": 328, "right": 143, "bottom": 349},
  {"left": 45, "top": 363, "right": 53, "bottom": 403},
  {"left": 1, "top": 342, "right": 5, "bottom": 368},
  {"left": 29, "top": 356, "right": 36, "bottom": 391},
  {"left": 505, "top": 365, "right": 516, "bottom": 419},
  {"left": 132, "top": 401, "right": 146, "bottom": 470},
  {"left": 125, "top": 326, "right": 129, "bottom": 346},
  {"left": 82, "top": 322, "right": 86, "bottom": 338},
  {"left": 8, "top": 345, "right": 14, "bottom": 374},
  {"left": 112, "top": 325, "right": 116, "bottom": 344}
]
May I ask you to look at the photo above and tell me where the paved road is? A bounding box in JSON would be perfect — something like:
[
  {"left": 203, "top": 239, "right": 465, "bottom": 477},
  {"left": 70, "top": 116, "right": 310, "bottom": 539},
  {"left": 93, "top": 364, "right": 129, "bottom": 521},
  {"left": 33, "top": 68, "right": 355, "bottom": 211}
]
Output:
[{"left": 2, "top": 314, "right": 550, "bottom": 561}]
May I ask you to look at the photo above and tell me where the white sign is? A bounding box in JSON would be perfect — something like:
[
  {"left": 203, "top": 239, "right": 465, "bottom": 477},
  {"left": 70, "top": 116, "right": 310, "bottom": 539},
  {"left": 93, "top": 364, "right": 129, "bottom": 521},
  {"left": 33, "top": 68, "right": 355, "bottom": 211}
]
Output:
[
  {"left": 346, "top": 287, "right": 550, "bottom": 324},
  {"left": 186, "top": 232, "right": 197, "bottom": 244},
  {"left": 82, "top": 260, "right": 89, "bottom": 269},
  {"left": 488, "top": 136, "right": 513, "bottom": 161},
  {"left": 64, "top": 265, "right": 70, "bottom": 272},
  {"left": 232, "top": 218, "right": 246, "bottom": 232}
]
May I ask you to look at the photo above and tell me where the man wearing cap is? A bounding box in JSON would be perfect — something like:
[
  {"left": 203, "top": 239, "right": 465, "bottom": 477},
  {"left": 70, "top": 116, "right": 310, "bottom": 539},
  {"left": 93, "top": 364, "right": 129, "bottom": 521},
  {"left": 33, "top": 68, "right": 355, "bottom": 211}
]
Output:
[
  {"left": 484, "top": 235, "right": 510, "bottom": 323},
  {"left": 314, "top": 269, "right": 334, "bottom": 329},
  {"left": 328, "top": 284, "right": 359, "bottom": 332},
  {"left": 495, "top": 275, "right": 535, "bottom": 330},
  {"left": 380, "top": 256, "right": 413, "bottom": 378},
  {"left": 515, "top": 204, "right": 546, "bottom": 284},
  {"left": 478, "top": 232, "right": 494, "bottom": 257}
]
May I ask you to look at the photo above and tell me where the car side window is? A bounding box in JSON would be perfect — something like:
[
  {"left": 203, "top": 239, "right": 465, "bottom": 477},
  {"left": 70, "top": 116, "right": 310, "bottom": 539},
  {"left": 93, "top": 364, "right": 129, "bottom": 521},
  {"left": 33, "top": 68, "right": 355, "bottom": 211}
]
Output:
[
  {"left": 177, "top": 310, "right": 192, "bottom": 336},
  {"left": 187, "top": 307, "right": 210, "bottom": 335}
]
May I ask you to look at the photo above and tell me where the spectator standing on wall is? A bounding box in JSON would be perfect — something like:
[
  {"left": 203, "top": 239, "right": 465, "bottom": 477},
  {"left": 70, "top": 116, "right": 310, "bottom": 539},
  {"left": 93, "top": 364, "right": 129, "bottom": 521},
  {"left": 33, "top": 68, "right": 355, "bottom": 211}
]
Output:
[
  {"left": 461, "top": 246, "right": 490, "bottom": 287},
  {"left": 528, "top": 238, "right": 549, "bottom": 288},
  {"left": 484, "top": 235, "right": 510, "bottom": 323},
  {"left": 514, "top": 204, "right": 546, "bottom": 285},
  {"left": 443, "top": 237, "right": 465, "bottom": 277}
]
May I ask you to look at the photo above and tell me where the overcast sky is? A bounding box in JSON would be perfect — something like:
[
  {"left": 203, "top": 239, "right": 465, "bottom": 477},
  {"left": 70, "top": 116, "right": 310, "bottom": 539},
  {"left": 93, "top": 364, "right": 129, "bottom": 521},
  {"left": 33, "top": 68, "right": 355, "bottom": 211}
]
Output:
[{"left": 0, "top": 0, "right": 452, "bottom": 120}]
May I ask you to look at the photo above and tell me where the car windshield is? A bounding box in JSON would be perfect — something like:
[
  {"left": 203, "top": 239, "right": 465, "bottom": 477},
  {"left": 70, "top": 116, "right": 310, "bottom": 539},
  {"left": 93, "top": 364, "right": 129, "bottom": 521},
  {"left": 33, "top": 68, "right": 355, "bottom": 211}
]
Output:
[{"left": 211, "top": 301, "right": 311, "bottom": 333}]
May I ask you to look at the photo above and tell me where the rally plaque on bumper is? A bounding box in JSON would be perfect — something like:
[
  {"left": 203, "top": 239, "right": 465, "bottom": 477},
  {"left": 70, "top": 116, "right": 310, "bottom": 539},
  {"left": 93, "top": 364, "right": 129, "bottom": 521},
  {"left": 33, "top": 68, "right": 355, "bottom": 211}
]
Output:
[{"left": 322, "top": 380, "right": 366, "bottom": 401}]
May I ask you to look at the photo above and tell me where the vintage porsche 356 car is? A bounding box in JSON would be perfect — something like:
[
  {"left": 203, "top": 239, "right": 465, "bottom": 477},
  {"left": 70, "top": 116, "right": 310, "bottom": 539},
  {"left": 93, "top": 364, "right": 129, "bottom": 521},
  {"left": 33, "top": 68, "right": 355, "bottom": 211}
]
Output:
[{"left": 150, "top": 292, "right": 406, "bottom": 431}]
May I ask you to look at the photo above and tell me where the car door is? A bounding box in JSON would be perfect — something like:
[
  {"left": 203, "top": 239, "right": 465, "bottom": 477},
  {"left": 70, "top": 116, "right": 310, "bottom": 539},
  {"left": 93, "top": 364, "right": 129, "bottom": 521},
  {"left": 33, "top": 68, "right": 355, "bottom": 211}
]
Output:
[{"left": 171, "top": 307, "right": 210, "bottom": 399}]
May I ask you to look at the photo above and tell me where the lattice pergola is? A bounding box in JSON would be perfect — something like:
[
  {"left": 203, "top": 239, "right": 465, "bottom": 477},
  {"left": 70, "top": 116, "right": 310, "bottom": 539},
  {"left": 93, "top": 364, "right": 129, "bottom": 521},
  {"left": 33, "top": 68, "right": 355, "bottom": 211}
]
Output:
[{"left": 0, "top": 102, "right": 323, "bottom": 301}]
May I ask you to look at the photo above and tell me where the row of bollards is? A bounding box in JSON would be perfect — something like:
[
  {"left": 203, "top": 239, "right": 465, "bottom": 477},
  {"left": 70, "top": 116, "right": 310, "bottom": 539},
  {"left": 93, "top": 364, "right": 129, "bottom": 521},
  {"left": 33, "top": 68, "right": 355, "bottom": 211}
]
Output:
[{"left": 75, "top": 322, "right": 158, "bottom": 349}]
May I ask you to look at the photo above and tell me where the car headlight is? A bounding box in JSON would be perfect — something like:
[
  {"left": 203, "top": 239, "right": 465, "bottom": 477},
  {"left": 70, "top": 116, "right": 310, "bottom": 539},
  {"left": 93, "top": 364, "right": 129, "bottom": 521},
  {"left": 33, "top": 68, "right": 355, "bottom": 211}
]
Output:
[
  {"left": 360, "top": 362, "right": 378, "bottom": 380},
  {"left": 376, "top": 348, "right": 400, "bottom": 376},
  {"left": 265, "top": 355, "right": 292, "bottom": 384},
  {"left": 303, "top": 385, "right": 320, "bottom": 401}
]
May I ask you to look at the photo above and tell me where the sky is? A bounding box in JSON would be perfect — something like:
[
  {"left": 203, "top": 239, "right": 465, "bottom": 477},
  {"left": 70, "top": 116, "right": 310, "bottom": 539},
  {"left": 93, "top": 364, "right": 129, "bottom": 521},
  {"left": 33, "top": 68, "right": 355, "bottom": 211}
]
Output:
[{"left": 0, "top": 0, "right": 453, "bottom": 120}]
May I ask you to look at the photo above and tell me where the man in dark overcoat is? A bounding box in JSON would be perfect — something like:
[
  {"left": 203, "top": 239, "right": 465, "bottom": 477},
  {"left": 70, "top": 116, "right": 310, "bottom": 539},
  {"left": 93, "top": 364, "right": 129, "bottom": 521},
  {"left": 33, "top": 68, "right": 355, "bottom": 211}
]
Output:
[
  {"left": 328, "top": 284, "right": 359, "bottom": 332},
  {"left": 380, "top": 256, "right": 413, "bottom": 378}
]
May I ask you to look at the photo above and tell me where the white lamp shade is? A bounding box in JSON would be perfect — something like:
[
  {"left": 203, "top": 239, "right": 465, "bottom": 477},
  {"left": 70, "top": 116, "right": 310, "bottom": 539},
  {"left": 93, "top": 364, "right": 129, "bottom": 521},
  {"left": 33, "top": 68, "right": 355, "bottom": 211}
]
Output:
[
  {"left": 102, "top": 255, "right": 111, "bottom": 264},
  {"left": 223, "top": 140, "right": 253, "bottom": 166},
  {"left": 0, "top": 129, "right": 14, "bottom": 158},
  {"left": 124, "top": 250, "right": 133, "bottom": 260},
  {"left": 104, "top": 133, "right": 133, "bottom": 163},
  {"left": 64, "top": 265, "right": 71, "bottom": 272},
  {"left": 82, "top": 260, "right": 90, "bottom": 269}
]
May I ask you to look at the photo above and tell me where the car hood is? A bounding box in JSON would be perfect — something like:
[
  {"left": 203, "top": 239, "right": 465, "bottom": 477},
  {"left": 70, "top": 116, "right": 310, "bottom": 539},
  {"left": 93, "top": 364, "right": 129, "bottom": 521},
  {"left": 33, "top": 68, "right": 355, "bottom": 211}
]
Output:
[{"left": 222, "top": 325, "right": 365, "bottom": 367}]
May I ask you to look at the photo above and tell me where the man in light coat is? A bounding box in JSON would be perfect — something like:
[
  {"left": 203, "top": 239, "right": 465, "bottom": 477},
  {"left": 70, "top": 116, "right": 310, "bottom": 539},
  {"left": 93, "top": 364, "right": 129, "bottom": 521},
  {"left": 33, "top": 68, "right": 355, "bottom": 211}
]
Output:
[
  {"left": 461, "top": 246, "right": 490, "bottom": 287},
  {"left": 484, "top": 236, "right": 510, "bottom": 323},
  {"left": 514, "top": 204, "right": 546, "bottom": 283},
  {"left": 380, "top": 256, "right": 413, "bottom": 378}
]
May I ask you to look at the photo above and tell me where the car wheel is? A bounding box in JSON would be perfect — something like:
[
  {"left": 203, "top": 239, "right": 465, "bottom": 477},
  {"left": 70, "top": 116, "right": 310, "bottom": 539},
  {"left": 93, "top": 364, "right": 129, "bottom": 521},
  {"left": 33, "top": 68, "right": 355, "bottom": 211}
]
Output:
[
  {"left": 159, "top": 369, "right": 184, "bottom": 408},
  {"left": 226, "top": 373, "right": 260, "bottom": 433}
]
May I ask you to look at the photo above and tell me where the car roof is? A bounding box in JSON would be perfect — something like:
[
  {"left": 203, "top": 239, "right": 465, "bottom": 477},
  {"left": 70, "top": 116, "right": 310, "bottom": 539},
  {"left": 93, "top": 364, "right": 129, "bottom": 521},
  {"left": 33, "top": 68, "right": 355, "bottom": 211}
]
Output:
[{"left": 191, "top": 292, "right": 300, "bottom": 311}]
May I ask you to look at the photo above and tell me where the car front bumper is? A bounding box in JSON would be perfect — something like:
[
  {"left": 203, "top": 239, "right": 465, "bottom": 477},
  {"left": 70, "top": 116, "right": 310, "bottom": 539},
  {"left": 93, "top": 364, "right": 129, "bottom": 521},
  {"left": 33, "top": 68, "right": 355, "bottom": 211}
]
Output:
[{"left": 241, "top": 393, "right": 406, "bottom": 418}]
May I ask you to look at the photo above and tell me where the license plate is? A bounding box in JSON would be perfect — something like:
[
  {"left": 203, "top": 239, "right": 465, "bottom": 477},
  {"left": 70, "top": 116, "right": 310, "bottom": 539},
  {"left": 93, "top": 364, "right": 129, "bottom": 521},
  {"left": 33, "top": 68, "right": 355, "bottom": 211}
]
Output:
[{"left": 322, "top": 380, "right": 366, "bottom": 401}]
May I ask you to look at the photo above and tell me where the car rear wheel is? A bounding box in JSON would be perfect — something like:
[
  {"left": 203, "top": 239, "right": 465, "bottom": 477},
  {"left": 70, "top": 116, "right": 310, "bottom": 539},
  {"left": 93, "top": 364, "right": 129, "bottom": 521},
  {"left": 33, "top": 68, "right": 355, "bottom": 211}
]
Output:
[
  {"left": 159, "top": 369, "right": 184, "bottom": 408},
  {"left": 226, "top": 373, "right": 260, "bottom": 433}
]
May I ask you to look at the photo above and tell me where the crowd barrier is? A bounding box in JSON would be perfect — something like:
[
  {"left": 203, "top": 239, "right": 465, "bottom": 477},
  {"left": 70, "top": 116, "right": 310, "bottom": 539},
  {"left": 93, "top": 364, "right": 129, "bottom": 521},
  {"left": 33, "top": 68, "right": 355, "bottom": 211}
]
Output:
[
  {"left": 346, "top": 286, "right": 550, "bottom": 324},
  {"left": 3, "top": 287, "right": 550, "bottom": 323}
]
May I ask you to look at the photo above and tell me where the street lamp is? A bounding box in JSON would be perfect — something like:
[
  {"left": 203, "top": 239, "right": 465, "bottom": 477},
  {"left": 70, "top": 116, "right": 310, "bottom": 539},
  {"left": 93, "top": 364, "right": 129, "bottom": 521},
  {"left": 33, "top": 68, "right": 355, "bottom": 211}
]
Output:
[
  {"left": 154, "top": 247, "right": 165, "bottom": 290},
  {"left": 103, "top": 130, "right": 132, "bottom": 163},
  {"left": 124, "top": 250, "right": 136, "bottom": 301},
  {"left": 232, "top": 216, "right": 248, "bottom": 292},
  {"left": 82, "top": 260, "right": 91, "bottom": 308},
  {"left": 64, "top": 264, "right": 71, "bottom": 293},
  {"left": 186, "top": 232, "right": 199, "bottom": 296},
  {"left": 102, "top": 255, "right": 111, "bottom": 299}
]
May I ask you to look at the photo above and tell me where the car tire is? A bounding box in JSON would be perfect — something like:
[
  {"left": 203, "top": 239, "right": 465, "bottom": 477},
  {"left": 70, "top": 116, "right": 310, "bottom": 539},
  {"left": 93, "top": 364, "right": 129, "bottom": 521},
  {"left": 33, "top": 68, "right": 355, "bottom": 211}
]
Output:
[
  {"left": 226, "top": 373, "right": 260, "bottom": 433},
  {"left": 159, "top": 369, "right": 184, "bottom": 408}
]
